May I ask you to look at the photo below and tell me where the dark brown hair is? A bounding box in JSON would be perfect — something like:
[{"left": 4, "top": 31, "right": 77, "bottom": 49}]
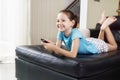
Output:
[{"left": 59, "top": 9, "right": 79, "bottom": 28}]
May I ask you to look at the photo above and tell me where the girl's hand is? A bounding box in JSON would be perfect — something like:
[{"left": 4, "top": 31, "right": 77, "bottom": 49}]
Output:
[
  {"left": 42, "top": 42, "right": 55, "bottom": 53},
  {"left": 41, "top": 39, "right": 54, "bottom": 44},
  {"left": 45, "top": 39, "right": 54, "bottom": 44},
  {"left": 41, "top": 39, "right": 55, "bottom": 52}
]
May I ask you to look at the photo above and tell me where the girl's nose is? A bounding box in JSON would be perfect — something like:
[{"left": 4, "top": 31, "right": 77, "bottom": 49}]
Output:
[{"left": 58, "top": 21, "right": 62, "bottom": 24}]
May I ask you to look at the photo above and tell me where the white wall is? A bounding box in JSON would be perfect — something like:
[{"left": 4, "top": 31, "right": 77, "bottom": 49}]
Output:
[{"left": 87, "top": 0, "right": 119, "bottom": 29}]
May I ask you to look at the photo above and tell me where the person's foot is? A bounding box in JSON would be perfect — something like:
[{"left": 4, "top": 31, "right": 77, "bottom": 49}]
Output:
[
  {"left": 101, "top": 16, "right": 117, "bottom": 30},
  {"left": 99, "top": 11, "right": 107, "bottom": 24}
]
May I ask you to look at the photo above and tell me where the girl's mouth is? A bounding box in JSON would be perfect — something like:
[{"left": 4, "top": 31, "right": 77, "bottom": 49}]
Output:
[{"left": 57, "top": 24, "right": 64, "bottom": 29}]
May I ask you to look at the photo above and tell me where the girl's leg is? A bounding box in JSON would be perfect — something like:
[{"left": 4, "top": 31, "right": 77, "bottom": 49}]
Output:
[
  {"left": 104, "top": 27, "right": 117, "bottom": 51},
  {"left": 99, "top": 16, "right": 118, "bottom": 51},
  {"left": 97, "top": 11, "right": 106, "bottom": 40},
  {"left": 96, "top": 11, "right": 106, "bottom": 29},
  {"left": 98, "top": 30, "right": 105, "bottom": 40},
  {"left": 98, "top": 10, "right": 106, "bottom": 24}
]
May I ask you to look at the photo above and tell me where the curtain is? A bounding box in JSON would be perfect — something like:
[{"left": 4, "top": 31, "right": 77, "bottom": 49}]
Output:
[{"left": 0, "top": 0, "right": 30, "bottom": 63}]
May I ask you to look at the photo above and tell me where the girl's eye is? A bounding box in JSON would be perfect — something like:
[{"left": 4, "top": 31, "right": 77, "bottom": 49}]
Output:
[
  {"left": 56, "top": 19, "right": 65, "bottom": 22},
  {"left": 62, "top": 20, "right": 65, "bottom": 22},
  {"left": 57, "top": 20, "right": 59, "bottom": 22}
]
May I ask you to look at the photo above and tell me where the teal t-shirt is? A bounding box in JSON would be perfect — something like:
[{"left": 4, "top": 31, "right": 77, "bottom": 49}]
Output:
[{"left": 57, "top": 28, "right": 98, "bottom": 54}]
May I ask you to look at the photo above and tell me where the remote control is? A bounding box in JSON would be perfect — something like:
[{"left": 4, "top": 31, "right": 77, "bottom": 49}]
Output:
[{"left": 41, "top": 38, "right": 49, "bottom": 43}]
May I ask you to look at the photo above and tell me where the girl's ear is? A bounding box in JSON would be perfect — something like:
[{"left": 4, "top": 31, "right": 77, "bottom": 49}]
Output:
[
  {"left": 77, "top": 23, "right": 80, "bottom": 28},
  {"left": 72, "top": 20, "right": 75, "bottom": 26}
]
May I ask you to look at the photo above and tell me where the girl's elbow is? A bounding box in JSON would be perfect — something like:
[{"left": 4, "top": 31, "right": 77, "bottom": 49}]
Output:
[
  {"left": 71, "top": 55, "right": 76, "bottom": 58},
  {"left": 69, "top": 52, "right": 77, "bottom": 58}
]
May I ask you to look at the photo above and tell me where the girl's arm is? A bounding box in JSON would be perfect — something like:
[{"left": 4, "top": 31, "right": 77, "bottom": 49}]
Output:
[
  {"left": 43, "top": 38, "right": 80, "bottom": 58},
  {"left": 54, "top": 38, "right": 80, "bottom": 58},
  {"left": 56, "top": 39, "right": 62, "bottom": 47}
]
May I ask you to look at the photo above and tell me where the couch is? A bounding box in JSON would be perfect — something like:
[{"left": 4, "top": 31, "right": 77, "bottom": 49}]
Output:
[{"left": 15, "top": 16, "right": 120, "bottom": 80}]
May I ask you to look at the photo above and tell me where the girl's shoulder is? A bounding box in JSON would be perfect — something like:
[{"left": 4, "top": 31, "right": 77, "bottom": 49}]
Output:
[
  {"left": 72, "top": 28, "right": 83, "bottom": 38},
  {"left": 72, "top": 28, "right": 81, "bottom": 34}
]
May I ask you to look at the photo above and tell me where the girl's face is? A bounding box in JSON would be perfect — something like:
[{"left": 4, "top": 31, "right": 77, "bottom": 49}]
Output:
[{"left": 56, "top": 12, "right": 74, "bottom": 32}]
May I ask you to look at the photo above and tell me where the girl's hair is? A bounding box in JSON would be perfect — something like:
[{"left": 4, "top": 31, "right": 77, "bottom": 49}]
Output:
[{"left": 59, "top": 9, "right": 79, "bottom": 28}]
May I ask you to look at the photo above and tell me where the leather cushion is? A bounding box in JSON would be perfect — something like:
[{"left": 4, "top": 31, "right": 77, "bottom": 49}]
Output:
[{"left": 16, "top": 45, "right": 120, "bottom": 78}]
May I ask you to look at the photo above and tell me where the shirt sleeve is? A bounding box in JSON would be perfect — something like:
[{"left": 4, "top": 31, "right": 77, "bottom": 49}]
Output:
[
  {"left": 71, "top": 28, "right": 83, "bottom": 40},
  {"left": 57, "top": 31, "right": 63, "bottom": 41}
]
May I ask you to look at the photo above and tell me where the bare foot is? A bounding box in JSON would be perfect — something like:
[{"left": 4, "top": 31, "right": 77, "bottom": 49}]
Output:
[
  {"left": 100, "top": 16, "right": 117, "bottom": 30},
  {"left": 99, "top": 10, "right": 107, "bottom": 24}
]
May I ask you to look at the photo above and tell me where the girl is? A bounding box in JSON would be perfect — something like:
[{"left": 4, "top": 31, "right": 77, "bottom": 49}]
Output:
[{"left": 41, "top": 9, "right": 117, "bottom": 58}]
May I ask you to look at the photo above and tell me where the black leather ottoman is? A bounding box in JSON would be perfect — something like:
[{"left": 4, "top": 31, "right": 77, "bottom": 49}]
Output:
[{"left": 15, "top": 45, "right": 120, "bottom": 80}]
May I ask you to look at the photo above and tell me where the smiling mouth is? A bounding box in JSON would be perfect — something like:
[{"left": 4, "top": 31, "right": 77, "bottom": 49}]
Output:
[{"left": 57, "top": 25, "right": 64, "bottom": 29}]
